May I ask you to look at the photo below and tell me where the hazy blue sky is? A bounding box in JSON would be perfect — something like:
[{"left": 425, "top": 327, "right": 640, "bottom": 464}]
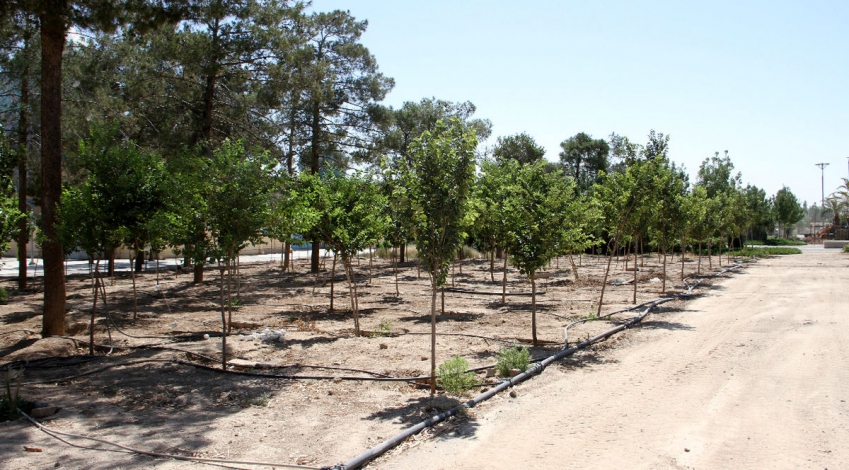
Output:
[{"left": 312, "top": 0, "right": 848, "bottom": 206}]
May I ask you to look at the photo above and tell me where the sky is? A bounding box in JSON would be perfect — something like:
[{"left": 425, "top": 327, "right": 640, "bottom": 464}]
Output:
[{"left": 310, "top": 0, "right": 848, "bottom": 206}]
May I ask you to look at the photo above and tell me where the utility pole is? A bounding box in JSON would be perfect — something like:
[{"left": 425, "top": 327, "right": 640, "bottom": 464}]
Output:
[{"left": 815, "top": 162, "right": 829, "bottom": 236}]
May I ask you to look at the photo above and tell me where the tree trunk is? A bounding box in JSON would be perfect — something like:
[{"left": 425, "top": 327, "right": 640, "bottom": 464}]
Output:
[
  {"left": 698, "top": 241, "right": 702, "bottom": 275},
  {"left": 662, "top": 248, "right": 667, "bottom": 293},
  {"left": 107, "top": 248, "right": 115, "bottom": 278},
  {"left": 134, "top": 249, "right": 144, "bottom": 272},
  {"left": 131, "top": 249, "right": 138, "bottom": 321},
  {"left": 531, "top": 274, "right": 537, "bottom": 347},
  {"left": 708, "top": 239, "right": 713, "bottom": 270},
  {"left": 632, "top": 247, "right": 638, "bottom": 304},
  {"left": 501, "top": 252, "right": 508, "bottom": 304},
  {"left": 17, "top": 41, "right": 30, "bottom": 291},
  {"left": 368, "top": 245, "right": 373, "bottom": 284},
  {"left": 393, "top": 245, "right": 399, "bottom": 296},
  {"left": 330, "top": 252, "right": 337, "bottom": 311},
  {"left": 399, "top": 244, "right": 406, "bottom": 263},
  {"left": 39, "top": 5, "right": 66, "bottom": 337},
  {"left": 283, "top": 241, "right": 291, "bottom": 271},
  {"left": 568, "top": 253, "right": 579, "bottom": 281},
  {"left": 597, "top": 232, "right": 622, "bottom": 317},
  {"left": 226, "top": 258, "right": 233, "bottom": 334},
  {"left": 489, "top": 248, "right": 495, "bottom": 282},
  {"left": 430, "top": 284, "right": 438, "bottom": 395},
  {"left": 343, "top": 257, "right": 360, "bottom": 336},
  {"left": 718, "top": 233, "right": 723, "bottom": 268},
  {"left": 89, "top": 259, "right": 101, "bottom": 355},
  {"left": 194, "top": 263, "right": 204, "bottom": 283},
  {"left": 680, "top": 234, "right": 686, "bottom": 281},
  {"left": 219, "top": 264, "right": 227, "bottom": 370},
  {"left": 311, "top": 241, "right": 320, "bottom": 273}
]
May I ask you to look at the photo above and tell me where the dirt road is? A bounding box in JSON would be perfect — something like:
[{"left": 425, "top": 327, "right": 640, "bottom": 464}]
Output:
[{"left": 377, "top": 248, "right": 849, "bottom": 470}]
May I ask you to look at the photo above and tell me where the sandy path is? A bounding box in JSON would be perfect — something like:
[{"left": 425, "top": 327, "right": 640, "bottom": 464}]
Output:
[{"left": 376, "top": 248, "right": 849, "bottom": 470}]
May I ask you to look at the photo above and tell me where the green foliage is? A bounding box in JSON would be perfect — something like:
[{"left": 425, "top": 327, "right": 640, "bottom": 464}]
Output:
[
  {"left": 774, "top": 186, "right": 805, "bottom": 237},
  {"left": 495, "top": 347, "right": 530, "bottom": 377},
  {"left": 403, "top": 118, "right": 478, "bottom": 288},
  {"left": 371, "top": 319, "right": 392, "bottom": 337},
  {"left": 0, "top": 131, "right": 26, "bottom": 255},
  {"left": 0, "top": 287, "right": 7, "bottom": 304},
  {"left": 842, "top": 244, "right": 849, "bottom": 253},
  {"left": 763, "top": 237, "right": 806, "bottom": 246},
  {"left": 437, "top": 356, "right": 478, "bottom": 395},
  {"left": 302, "top": 171, "right": 389, "bottom": 261},
  {"left": 729, "top": 247, "right": 802, "bottom": 257},
  {"left": 241, "top": 393, "right": 270, "bottom": 408},
  {"left": 559, "top": 132, "right": 610, "bottom": 192},
  {"left": 493, "top": 132, "right": 545, "bottom": 165}
]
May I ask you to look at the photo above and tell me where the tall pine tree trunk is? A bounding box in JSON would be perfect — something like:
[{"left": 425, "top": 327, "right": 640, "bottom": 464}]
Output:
[
  {"left": 40, "top": 6, "right": 66, "bottom": 337},
  {"left": 17, "top": 41, "right": 30, "bottom": 291}
]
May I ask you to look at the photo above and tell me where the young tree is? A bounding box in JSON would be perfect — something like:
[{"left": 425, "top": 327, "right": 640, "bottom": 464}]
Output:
[
  {"left": 500, "top": 159, "right": 577, "bottom": 345},
  {"left": 302, "top": 171, "right": 389, "bottom": 336},
  {"left": 402, "top": 118, "right": 476, "bottom": 395}
]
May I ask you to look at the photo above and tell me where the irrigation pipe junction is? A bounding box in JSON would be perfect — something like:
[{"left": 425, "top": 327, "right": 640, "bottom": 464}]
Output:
[{"left": 14, "top": 263, "right": 743, "bottom": 469}]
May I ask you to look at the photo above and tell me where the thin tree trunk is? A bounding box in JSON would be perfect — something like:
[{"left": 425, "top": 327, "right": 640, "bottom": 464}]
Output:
[
  {"left": 501, "top": 252, "right": 508, "bottom": 304},
  {"left": 681, "top": 234, "right": 686, "bottom": 281},
  {"left": 330, "top": 252, "right": 337, "bottom": 311},
  {"left": 662, "top": 248, "right": 667, "bottom": 293},
  {"left": 131, "top": 247, "right": 138, "bottom": 321},
  {"left": 531, "top": 274, "right": 537, "bottom": 347},
  {"left": 489, "top": 248, "right": 495, "bottom": 282},
  {"left": 227, "top": 258, "right": 233, "bottom": 334},
  {"left": 430, "top": 284, "right": 438, "bottom": 396},
  {"left": 698, "top": 241, "right": 702, "bottom": 275},
  {"left": 219, "top": 264, "right": 227, "bottom": 370},
  {"left": 597, "top": 232, "right": 622, "bottom": 317},
  {"left": 632, "top": 246, "right": 638, "bottom": 304},
  {"left": 399, "top": 244, "right": 406, "bottom": 263},
  {"left": 283, "top": 242, "right": 291, "bottom": 272},
  {"left": 89, "top": 259, "right": 101, "bottom": 355},
  {"left": 708, "top": 239, "right": 713, "bottom": 270},
  {"left": 368, "top": 245, "right": 373, "bottom": 284},
  {"left": 342, "top": 257, "right": 360, "bottom": 336},
  {"left": 16, "top": 40, "right": 30, "bottom": 291},
  {"left": 718, "top": 234, "right": 723, "bottom": 268},
  {"left": 393, "top": 245, "right": 399, "bottom": 296},
  {"left": 568, "top": 253, "right": 579, "bottom": 281},
  {"left": 441, "top": 287, "right": 445, "bottom": 314}
]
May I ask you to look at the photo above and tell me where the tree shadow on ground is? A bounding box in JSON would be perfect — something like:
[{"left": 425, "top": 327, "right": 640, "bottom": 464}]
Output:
[
  {"left": 362, "top": 395, "right": 481, "bottom": 440},
  {"left": 1, "top": 310, "right": 41, "bottom": 325},
  {"left": 397, "top": 313, "right": 484, "bottom": 324}
]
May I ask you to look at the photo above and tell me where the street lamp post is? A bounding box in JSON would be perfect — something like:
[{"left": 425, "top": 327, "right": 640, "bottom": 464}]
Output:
[{"left": 815, "top": 162, "right": 829, "bottom": 239}]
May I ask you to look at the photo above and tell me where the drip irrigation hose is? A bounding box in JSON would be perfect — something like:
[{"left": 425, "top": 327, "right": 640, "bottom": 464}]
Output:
[
  {"left": 443, "top": 287, "right": 545, "bottom": 296},
  {"left": 18, "top": 409, "right": 321, "bottom": 469},
  {"left": 331, "top": 264, "right": 741, "bottom": 470}
]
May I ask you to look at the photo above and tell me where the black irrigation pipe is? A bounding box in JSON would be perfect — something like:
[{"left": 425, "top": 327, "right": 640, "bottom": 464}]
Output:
[
  {"left": 330, "top": 264, "right": 742, "bottom": 470},
  {"left": 442, "top": 287, "right": 546, "bottom": 296}
]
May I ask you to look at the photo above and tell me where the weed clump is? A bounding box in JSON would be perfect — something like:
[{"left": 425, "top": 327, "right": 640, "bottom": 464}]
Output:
[
  {"left": 495, "top": 347, "right": 530, "bottom": 377},
  {"left": 437, "top": 356, "right": 477, "bottom": 395}
]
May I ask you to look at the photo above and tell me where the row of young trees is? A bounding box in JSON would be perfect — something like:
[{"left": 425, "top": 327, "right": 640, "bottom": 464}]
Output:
[{"left": 0, "top": 3, "right": 807, "bottom": 391}]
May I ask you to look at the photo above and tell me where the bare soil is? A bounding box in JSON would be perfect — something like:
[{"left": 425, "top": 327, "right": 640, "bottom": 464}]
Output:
[{"left": 1, "top": 251, "right": 736, "bottom": 469}]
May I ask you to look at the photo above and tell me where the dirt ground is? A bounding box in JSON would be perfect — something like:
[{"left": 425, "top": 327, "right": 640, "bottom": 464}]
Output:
[
  {"left": 377, "top": 247, "right": 849, "bottom": 470},
  {"left": 0, "top": 249, "right": 794, "bottom": 470}
]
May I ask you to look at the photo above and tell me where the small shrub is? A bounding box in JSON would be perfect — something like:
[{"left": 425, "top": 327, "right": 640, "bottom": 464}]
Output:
[
  {"left": 460, "top": 245, "right": 482, "bottom": 259},
  {"left": 1, "top": 368, "right": 33, "bottom": 422},
  {"left": 0, "top": 287, "right": 7, "bottom": 304},
  {"left": 371, "top": 318, "right": 392, "bottom": 337},
  {"left": 437, "top": 356, "right": 477, "bottom": 395},
  {"left": 764, "top": 237, "right": 806, "bottom": 246},
  {"left": 495, "top": 347, "right": 530, "bottom": 377},
  {"left": 843, "top": 244, "right": 849, "bottom": 253}
]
